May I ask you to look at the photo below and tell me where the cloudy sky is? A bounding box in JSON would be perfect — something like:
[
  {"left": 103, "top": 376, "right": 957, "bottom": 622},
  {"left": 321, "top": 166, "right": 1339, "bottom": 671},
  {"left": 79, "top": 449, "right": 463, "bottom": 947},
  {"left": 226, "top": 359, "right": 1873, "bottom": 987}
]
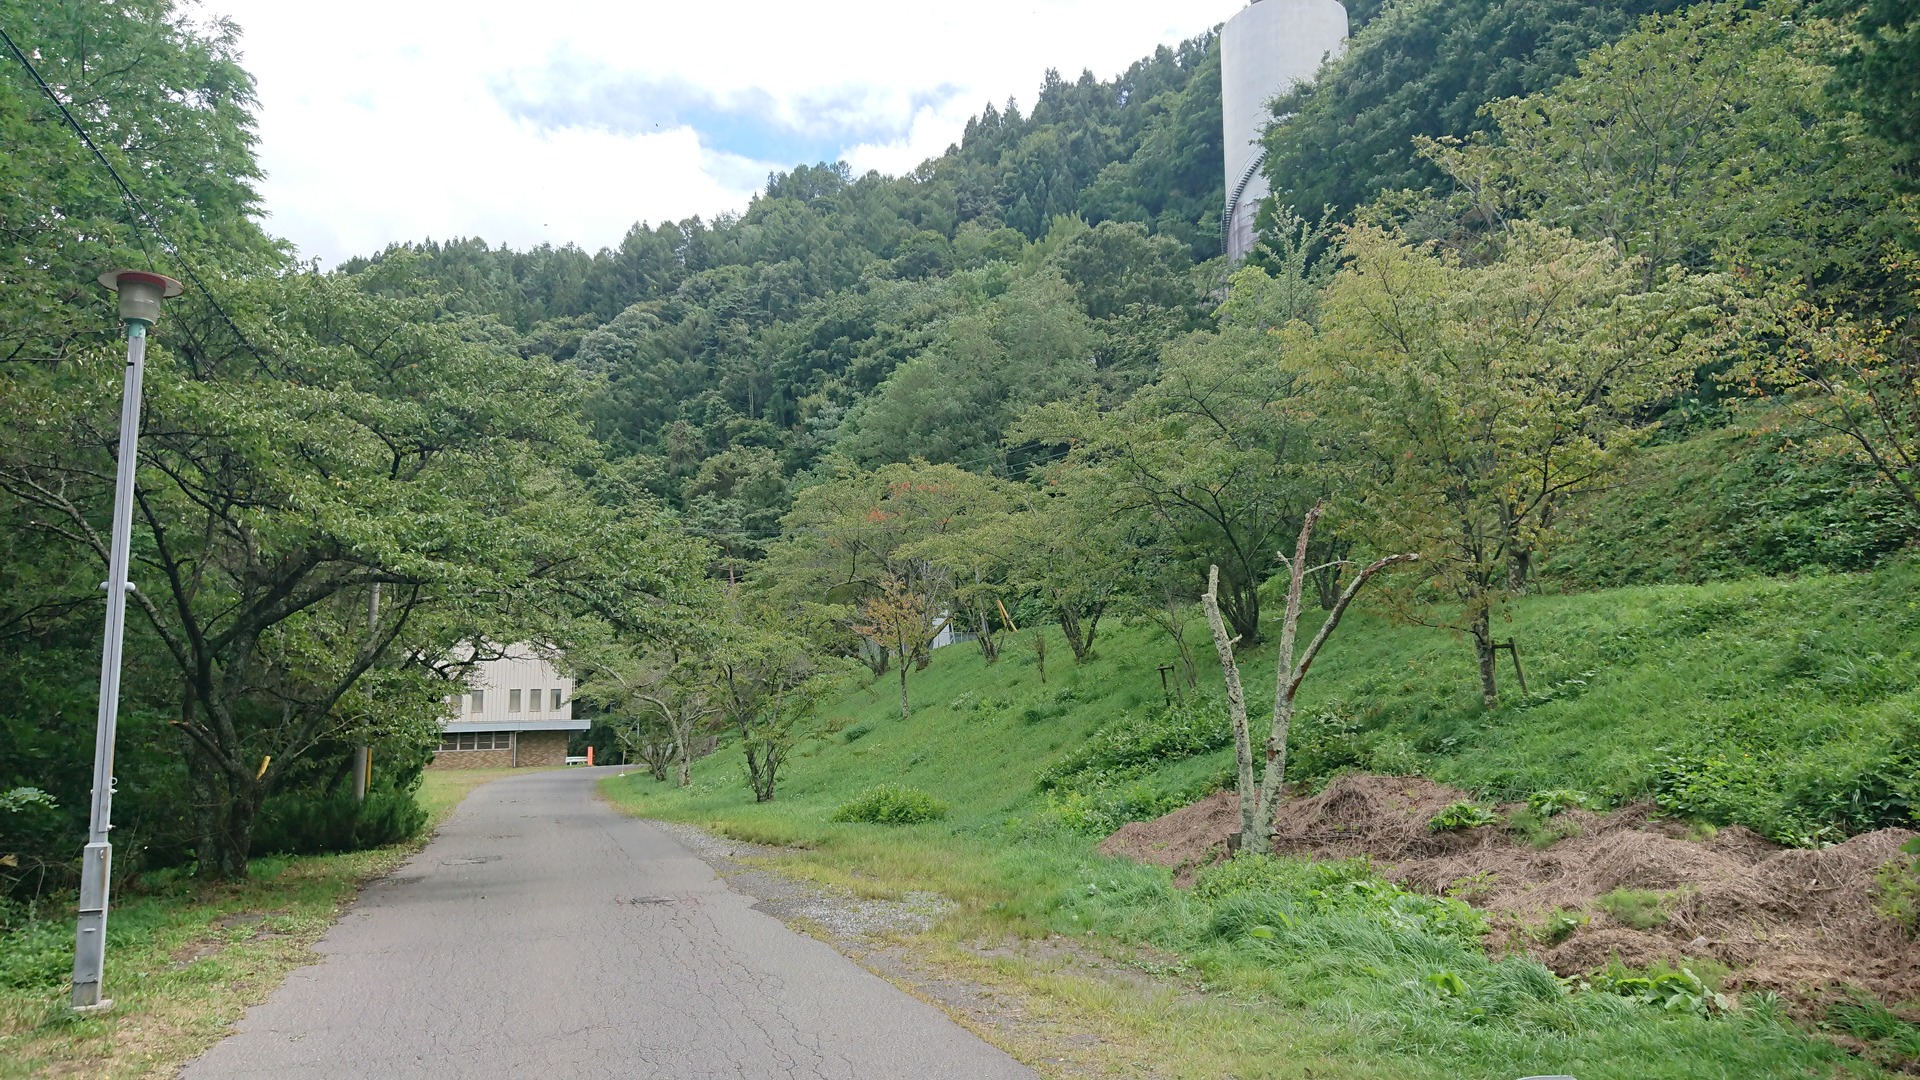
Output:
[{"left": 197, "top": 0, "right": 1249, "bottom": 266}]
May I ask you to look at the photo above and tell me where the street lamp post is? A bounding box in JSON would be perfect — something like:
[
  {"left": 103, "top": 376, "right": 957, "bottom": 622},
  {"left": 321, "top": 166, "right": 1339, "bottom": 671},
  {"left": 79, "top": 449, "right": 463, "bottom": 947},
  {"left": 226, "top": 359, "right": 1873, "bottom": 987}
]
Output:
[{"left": 70, "top": 270, "right": 182, "bottom": 1012}]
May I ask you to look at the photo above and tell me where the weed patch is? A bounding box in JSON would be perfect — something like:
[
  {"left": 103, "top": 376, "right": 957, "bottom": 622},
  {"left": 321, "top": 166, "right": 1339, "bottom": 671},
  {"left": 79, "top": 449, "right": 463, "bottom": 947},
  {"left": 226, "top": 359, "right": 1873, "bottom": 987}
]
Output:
[
  {"left": 1826, "top": 992, "right": 1920, "bottom": 1068},
  {"left": 1580, "top": 963, "right": 1730, "bottom": 1016},
  {"left": 1428, "top": 801, "right": 1499, "bottom": 832},
  {"left": 831, "top": 784, "right": 950, "bottom": 825},
  {"left": 1595, "top": 888, "right": 1670, "bottom": 929}
]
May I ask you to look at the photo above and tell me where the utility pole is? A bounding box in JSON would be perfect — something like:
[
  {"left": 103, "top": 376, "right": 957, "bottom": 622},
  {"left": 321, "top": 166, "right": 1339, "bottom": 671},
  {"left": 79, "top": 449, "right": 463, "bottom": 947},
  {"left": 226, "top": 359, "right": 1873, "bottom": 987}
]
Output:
[{"left": 71, "top": 270, "right": 182, "bottom": 1012}]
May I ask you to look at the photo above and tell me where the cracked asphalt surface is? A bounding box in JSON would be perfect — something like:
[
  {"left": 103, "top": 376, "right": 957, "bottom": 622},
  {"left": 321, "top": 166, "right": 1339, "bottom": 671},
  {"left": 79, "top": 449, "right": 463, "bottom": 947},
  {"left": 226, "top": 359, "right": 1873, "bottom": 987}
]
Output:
[{"left": 181, "top": 767, "right": 1035, "bottom": 1079}]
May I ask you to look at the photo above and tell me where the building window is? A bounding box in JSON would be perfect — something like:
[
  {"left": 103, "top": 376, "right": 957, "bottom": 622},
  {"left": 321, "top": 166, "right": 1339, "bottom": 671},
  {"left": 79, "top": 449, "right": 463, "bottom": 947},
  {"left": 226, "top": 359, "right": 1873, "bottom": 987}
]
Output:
[
  {"left": 530, "top": 689, "right": 543, "bottom": 714},
  {"left": 439, "top": 731, "right": 512, "bottom": 752},
  {"left": 470, "top": 690, "right": 485, "bottom": 714},
  {"left": 551, "top": 688, "right": 563, "bottom": 712},
  {"left": 509, "top": 689, "right": 522, "bottom": 713}
]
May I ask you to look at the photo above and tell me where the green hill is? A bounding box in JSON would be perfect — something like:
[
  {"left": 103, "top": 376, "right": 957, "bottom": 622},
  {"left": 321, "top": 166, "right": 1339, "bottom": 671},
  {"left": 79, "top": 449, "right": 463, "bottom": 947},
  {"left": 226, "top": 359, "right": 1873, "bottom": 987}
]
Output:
[
  {"left": 605, "top": 562, "right": 1920, "bottom": 1079},
  {"left": 625, "top": 561, "right": 1920, "bottom": 845}
]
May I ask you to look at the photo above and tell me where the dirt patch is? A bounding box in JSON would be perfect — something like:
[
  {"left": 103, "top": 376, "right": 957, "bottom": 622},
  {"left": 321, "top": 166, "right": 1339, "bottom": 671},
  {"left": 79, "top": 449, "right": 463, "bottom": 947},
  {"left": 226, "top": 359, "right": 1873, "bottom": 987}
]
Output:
[
  {"left": 1101, "top": 773, "right": 1920, "bottom": 1009},
  {"left": 1098, "top": 790, "right": 1239, "bottom": 886}
]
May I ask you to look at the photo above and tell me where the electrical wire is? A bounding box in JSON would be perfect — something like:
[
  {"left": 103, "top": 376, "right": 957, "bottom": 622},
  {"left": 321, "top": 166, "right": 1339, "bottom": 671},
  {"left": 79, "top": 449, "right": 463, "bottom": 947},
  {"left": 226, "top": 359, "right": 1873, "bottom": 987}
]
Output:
[{"left": 0, "top": 21, "right": 265, "bottom": 362}]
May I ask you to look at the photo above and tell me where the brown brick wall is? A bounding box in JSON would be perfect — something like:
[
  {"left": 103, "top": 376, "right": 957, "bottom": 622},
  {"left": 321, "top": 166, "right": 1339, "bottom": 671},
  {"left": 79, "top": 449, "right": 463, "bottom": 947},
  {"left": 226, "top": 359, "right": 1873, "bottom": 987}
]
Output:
[
  {"left": 427, "top": 730, "right": 573, "bottom": 769},
  {"left": 514, "top": 730, "right": 569, "bottom": 767},
  {"left": 428, "top": 746, "right": 514, "bottom": 770}
]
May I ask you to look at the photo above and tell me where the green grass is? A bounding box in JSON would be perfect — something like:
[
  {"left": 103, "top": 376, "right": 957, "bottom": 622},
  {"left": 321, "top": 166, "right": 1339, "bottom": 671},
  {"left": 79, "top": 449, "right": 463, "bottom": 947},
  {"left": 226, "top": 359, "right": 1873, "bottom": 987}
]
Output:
[
  {"left": 602, "top": 564, "right": 1920, "bottom": 1078},
  {"left": 1542, "top": 417, "right": 1915, "bottom": 589},
  {"left": 649, "top": 561, "right": 1920, "bottom": 844},
  {"left": 1595, "top": 888, "right": 1672, "bottom": 931},
  {"left": 0, "top": 768, "right": 515, "bottom": 1080}
]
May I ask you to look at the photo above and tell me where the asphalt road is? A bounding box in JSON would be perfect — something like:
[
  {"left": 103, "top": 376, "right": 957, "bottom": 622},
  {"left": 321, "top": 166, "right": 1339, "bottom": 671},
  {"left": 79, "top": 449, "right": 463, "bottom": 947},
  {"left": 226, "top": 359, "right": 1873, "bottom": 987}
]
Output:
[{"left": 181, "top": 767, "right": 1034, "bottom": 1079}]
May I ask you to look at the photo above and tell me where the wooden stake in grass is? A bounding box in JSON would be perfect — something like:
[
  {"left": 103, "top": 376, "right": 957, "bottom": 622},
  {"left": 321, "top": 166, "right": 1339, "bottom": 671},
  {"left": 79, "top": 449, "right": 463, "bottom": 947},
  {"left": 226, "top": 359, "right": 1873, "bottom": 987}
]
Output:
[{"left": 1202, "top": 502, "right": 1416, "bottom": 855}]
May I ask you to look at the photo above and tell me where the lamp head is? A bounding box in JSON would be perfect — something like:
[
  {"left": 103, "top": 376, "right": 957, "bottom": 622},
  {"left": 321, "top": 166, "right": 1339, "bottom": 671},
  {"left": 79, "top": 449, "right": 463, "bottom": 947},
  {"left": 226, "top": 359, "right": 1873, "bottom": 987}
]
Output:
[{"left": 98, "top": 270, "right": 183, "bottom": 326}]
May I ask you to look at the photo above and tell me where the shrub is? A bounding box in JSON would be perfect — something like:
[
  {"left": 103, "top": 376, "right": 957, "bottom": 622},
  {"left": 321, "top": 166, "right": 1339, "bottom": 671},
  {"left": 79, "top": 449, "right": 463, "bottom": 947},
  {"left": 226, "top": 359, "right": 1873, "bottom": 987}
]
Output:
[
  {"left": 1019, "top": 702, "right": 1063, "bottom": 725},
  {"left": 841, "top": 723, "right": 873, "bottom": 744},
  {"left": 1507, "top": 806, "right": 1583, "bottom": 849},
  {"left": 1194, "top": 854, "right": 1489, "bottom": 945},
  {"left": 1285, "top": 702, "right": 1366, "bottom": 781},
  {"left": 1527, "top": 789, "right": 1591, "bottom": 817},
  {"left": 253, "top": 786, "right": 428, "bottom": 857},
  {"left": 0, "top": 787, "right": 55, "bottom": 814},
  {"left": 1028, "top": 694, "right": 1236, "bottom": 836},
  {"left": 1595, "top": 887, "right": 1669, "bottom": 929},
  {"left": 0, "top": 918, "right": 71, "bottom": 990},
  {"left": 1647, "top": 719, "right": 1920, "bottom": 846},
  {"left": 830, "top": 784, "right": 949, "bottom": 825},
  {"left": 1037, "top": 699, "right": 1230, "bottom": 790},
  {"left": 1040, "top": 772, "right": 1225, "bottom": 836},
  {"left": 1428, "top": 801, "right": 1499, "bottom": 832}
]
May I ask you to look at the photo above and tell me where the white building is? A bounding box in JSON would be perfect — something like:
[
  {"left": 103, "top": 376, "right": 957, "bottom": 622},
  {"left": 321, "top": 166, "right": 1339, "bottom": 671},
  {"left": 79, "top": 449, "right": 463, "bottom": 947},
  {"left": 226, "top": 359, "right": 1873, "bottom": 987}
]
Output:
[
  {"left": 432, "top": 644, "right": 586, "bottom": 768},
  {"left": 1221, "top": 0, "right": 1350, "bottom": 262}
]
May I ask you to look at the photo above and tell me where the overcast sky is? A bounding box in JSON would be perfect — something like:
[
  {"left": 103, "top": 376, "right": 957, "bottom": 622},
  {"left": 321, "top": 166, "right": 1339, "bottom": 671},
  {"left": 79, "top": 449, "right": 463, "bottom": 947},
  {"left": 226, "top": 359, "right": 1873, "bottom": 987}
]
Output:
[{"left": 196, "top": 0, "right": 1249, "bottom": 266}]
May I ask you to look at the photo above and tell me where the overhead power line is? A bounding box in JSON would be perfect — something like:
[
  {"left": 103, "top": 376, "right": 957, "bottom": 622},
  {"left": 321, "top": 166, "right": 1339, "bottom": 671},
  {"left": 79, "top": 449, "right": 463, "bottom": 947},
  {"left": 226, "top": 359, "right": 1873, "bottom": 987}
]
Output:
[{"left": 0, "top": 21, "right": 265, "bottom": 362}]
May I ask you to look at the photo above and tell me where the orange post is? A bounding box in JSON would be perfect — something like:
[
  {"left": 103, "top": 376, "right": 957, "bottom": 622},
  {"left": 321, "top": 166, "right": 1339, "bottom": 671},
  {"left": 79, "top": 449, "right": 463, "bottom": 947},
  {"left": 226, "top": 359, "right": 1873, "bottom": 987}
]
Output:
[{"left": 586, "top": 745, "right": 594, "bottom": 767}]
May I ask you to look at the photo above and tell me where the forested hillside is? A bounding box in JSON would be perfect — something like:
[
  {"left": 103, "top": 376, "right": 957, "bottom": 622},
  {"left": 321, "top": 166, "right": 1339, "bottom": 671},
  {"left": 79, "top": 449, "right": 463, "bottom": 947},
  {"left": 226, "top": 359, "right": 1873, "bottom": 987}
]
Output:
[{"left": 346, "top": 36, "right": 1227, "bottom": 568}]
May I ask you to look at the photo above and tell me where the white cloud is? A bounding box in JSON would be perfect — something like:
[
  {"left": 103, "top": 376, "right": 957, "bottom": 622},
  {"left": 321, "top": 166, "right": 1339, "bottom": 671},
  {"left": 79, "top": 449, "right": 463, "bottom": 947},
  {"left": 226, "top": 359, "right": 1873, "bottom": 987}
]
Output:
[{"left": 198, "top": 0, "right": 1249, "bottom": 265}]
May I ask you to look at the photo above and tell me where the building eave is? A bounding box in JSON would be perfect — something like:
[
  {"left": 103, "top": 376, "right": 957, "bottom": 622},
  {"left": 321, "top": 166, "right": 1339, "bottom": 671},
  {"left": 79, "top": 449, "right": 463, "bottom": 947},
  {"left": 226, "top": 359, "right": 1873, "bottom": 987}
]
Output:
[{"left": 441, "top": 719, "right": 591, "bottom": 733}]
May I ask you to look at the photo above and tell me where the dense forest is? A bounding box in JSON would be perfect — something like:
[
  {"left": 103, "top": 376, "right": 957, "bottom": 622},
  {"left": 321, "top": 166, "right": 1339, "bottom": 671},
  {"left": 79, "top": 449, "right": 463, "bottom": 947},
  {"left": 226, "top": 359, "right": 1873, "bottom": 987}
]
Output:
[{"left": 3, "top": 0, "right": 1918, "bottom": 965}]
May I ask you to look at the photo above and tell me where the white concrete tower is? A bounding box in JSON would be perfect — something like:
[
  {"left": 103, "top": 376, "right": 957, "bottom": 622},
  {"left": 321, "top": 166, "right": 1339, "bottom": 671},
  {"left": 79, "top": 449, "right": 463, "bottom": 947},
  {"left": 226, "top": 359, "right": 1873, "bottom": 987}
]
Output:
[{"left": 1221, "top": 0, "right": 1349, "bottom": 262}]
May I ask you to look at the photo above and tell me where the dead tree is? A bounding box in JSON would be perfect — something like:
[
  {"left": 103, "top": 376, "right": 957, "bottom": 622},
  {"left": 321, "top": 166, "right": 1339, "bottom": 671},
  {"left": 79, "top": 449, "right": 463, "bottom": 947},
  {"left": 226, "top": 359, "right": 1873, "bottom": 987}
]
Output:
[{"left": 1201, "top": 503, "right": 1416, "bottom": 855}]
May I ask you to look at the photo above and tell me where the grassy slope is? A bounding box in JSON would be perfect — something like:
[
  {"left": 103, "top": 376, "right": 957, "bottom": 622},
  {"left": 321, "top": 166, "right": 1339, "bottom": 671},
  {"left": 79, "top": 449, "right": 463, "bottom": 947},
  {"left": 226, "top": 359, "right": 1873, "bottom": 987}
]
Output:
[
  {"left": 0, "top": 768, "right": 521, "bottom": 1079},
  {"left": 668, "top": 561, "right": 1920, "bottom": 842},
  {"left": 606, "top": 564, "right": 1920, "bottom": 1079}
]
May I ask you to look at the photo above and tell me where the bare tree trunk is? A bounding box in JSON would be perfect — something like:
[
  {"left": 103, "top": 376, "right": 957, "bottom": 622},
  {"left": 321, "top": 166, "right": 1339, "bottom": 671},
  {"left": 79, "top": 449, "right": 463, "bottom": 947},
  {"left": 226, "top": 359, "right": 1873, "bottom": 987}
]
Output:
[
  {"left": 973, "top": 605, "right": 1000, "bottom": 662},
  {"left": 1033, "top": 631, "right": 1047, "bottom": 684},
  {"left": 1472, "top": 609, "right": 1500, "bottom": 709},
  {"left": 187, "top": 740, "right": 228, "bottom": 876},
  {"left": 1255, "top": 517, "right": 1316, "bottom": 845},
  {"left": 1201, "top": 565, "right": 1260, "bottom": 854},
  {"left": 1159, "top": 588, "right": 1199, "bottom": 690},
  {"left": 1056, "top": 607, "right": 1091, "bottom": 662},
  {"left": 1209, "top": 505, "right": 1418, "bottom": 858},
  {"left": 897, "top": 660, "right": 911, "bottom": 719},
  {"left": 1310, "top": 537, "right": 1350, "bottom": 610},
  {"left": 1221, "top": 571, "right": 1262, "bottom": 645},
  {"left": 1507, "top": 548, "right": 1533, "bottom": 595}
]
